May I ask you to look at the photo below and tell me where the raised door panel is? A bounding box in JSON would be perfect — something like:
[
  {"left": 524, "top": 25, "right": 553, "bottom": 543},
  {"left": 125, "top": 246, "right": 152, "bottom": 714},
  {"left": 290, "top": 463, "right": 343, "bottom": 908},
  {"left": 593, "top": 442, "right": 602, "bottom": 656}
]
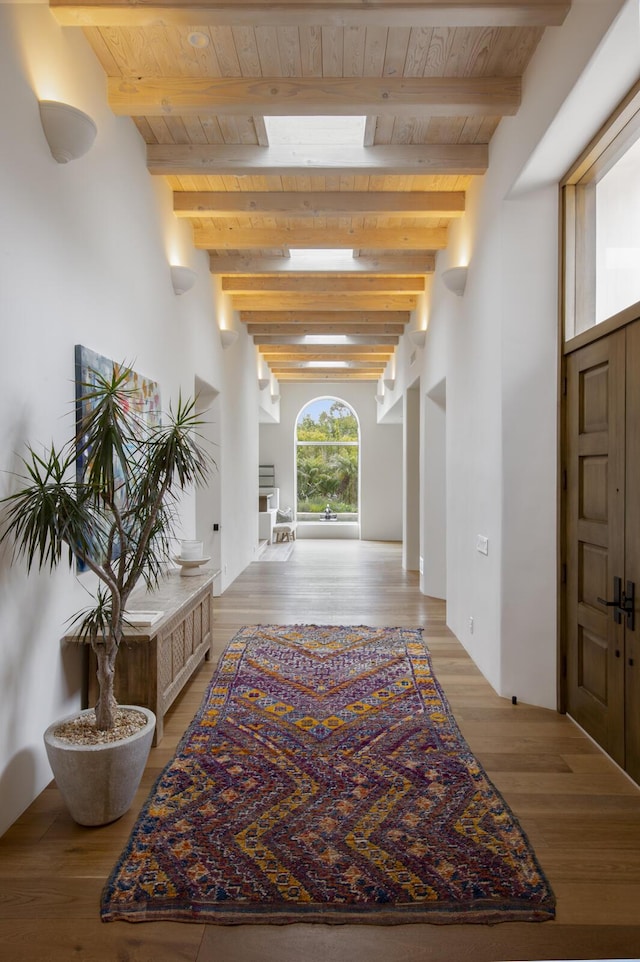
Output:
[{"left": 566, "top": 332, "right": 626, "bottom": 764}]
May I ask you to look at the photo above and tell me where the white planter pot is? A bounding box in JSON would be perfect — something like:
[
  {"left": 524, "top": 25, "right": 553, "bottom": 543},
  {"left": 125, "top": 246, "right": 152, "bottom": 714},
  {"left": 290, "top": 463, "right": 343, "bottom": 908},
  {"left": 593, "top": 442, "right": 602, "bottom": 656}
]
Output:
[{"left": 44, "top": 706, "right": 156, "bottom": 826}]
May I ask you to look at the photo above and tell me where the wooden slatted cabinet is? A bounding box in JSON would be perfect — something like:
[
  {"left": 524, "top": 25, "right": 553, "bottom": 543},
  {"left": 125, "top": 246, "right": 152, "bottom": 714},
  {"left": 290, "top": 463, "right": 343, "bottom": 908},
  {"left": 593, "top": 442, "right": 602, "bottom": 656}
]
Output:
[{"left": 76, "top": 570, "right": 217, "bottom": 745}]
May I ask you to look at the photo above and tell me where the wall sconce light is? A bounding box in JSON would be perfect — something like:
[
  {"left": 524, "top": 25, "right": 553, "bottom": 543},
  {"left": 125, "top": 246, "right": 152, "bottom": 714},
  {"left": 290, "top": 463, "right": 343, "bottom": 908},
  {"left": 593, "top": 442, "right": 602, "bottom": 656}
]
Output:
[
  {"left": 441, "top": 265, "right": 468, "bottom": 297},
  {"left": 375, "top": 393, "right": 385, "bottom": 404},
  {"left": 270, "top": 393, "right": 280, "bottom": 403},
  {"left": 170, "top": 265, "right": 197, "bottom": 295},
  {"left": 257, "top": 377, "right": 270, "bottom": 390},
  {"left": 409, "top": 329, "right": 427, "bottom": 348},
  {"left": 383, "top": 376, "right": 395, "bottom": 390},
  {"left": 39, "top": 100, "right": 97, "bottom": 164},
  {"left": 220, "top": 328, "right": 239, "bottom": 349}
]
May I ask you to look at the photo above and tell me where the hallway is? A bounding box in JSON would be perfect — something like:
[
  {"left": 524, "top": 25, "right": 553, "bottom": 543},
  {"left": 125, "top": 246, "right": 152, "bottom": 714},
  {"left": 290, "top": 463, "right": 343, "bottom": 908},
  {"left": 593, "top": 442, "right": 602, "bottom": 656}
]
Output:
[{"left": 1, "top": 541, "right": 639, "bottom": 961}]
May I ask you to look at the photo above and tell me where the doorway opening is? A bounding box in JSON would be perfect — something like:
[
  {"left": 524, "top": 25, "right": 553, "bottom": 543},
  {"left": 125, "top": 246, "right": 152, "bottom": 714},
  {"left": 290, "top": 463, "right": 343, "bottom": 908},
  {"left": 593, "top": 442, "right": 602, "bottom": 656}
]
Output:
[{"left": 295, "top": 396, "right": 360, "bottom": 539}]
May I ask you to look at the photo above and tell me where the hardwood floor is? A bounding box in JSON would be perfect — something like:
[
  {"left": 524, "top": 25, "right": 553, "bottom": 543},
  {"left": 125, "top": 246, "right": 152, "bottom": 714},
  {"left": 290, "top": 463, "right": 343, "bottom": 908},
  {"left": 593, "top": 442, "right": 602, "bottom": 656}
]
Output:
[{"left": 1, "top": 540, "right": 640, "bottom": 961}]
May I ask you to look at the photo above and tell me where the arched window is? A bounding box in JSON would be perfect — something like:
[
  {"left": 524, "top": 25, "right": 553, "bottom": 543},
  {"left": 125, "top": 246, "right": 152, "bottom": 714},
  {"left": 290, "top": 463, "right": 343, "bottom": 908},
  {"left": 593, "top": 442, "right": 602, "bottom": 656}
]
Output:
[{"left": 295, "top": 397, "right": 359, "bottom": 521}]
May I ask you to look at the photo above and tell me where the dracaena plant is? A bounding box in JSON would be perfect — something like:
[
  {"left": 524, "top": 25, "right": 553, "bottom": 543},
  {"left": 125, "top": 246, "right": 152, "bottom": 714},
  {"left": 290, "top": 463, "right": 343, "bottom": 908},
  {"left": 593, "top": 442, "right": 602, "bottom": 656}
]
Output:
[{"left": 0, "top": 364, "right": 212, "bottom": 730}]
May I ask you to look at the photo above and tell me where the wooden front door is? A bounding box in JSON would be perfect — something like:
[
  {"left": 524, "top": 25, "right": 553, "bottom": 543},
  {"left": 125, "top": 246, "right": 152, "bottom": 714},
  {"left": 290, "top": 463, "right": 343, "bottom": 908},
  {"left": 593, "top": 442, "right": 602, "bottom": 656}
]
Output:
[
  {"left": 623, "top": 321, "right": 640, "bottom": 782},
  {"left": 565, "top": 321, "right": 640, "bottom": 782}
]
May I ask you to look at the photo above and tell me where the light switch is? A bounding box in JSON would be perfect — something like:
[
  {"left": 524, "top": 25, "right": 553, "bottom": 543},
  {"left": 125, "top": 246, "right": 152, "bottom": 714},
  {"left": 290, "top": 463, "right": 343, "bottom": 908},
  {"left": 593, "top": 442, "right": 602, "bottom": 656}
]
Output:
[{"left": 476, "top": 535, "right": 489, "bottom": 555}]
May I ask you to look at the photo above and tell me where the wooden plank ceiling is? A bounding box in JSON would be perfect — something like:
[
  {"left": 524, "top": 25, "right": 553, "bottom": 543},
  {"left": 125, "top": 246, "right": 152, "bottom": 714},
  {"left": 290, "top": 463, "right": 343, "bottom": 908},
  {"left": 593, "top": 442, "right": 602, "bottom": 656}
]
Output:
[{"left": 51, "top": 0, "right": 570, "bottom": 382}]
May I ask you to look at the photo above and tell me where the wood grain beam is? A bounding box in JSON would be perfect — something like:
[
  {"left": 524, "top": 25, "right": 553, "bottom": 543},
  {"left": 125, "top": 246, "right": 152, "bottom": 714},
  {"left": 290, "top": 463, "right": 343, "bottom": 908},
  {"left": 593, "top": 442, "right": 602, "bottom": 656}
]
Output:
[
  {"left": 250, "top": 329, "right": 402, "bottom": 340},
  {"left": 148, "top": 144, "right": 487, "bottom": 177},
  {"left": 228, "top": 293, "right": 418, "bottom": 310},
  {"left": 51, "top": 2, "right": 571, "bottom": 29},
  {"left": 276, "top": 371, "right": 380, "bottom": 380},
  {"left": 222, "top": 276, "right": 425, "bottom": 294},
  {"left": 270, "top": 360, "right": 386, "bottom": 370},
  {"left": 259, "top": 344, "right": 395, "bottom": 356},
  {"left": 210, "top": 254, "right": 436, "bottom": 274},
  {"left": 183, "top": 191, "right": 465, "bottom": 219},
  {"left": 251, "top": 332, "right": 401, "bottom": 342},
  {"left": 241, "top": 311, "right": 410, "bottom": 324},
  {"left": 110, "top": 76, "right": 520, "bottom": 118},
  {"left": 274, "top": 366, "right": 384, "bottom": 381},
  {"left": 261, "top": 354, "right": 394, "bottom": 365},
  {"left": 197, "top": 226, "right": 447, "bottom": 250}
]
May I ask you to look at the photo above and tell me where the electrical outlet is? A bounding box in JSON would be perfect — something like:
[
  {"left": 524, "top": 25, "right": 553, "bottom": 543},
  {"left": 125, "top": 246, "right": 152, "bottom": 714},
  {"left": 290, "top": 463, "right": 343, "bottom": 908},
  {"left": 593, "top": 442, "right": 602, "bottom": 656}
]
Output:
[
  {"left": 468, "top": 616, "right": 474, "bottom": 634},
  {"left": 419, "top": 556, "right": 424, "bottom": 575},
  {"left": 476, "top": 535, "right": 489, "bottom": 555}
]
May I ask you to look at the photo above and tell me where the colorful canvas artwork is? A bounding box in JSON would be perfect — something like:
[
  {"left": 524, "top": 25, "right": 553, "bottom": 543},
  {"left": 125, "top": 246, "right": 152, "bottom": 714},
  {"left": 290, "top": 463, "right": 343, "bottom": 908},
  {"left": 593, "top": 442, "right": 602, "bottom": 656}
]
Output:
[{"left": 74, "top": 345, "right": 161, "bottom": 433}]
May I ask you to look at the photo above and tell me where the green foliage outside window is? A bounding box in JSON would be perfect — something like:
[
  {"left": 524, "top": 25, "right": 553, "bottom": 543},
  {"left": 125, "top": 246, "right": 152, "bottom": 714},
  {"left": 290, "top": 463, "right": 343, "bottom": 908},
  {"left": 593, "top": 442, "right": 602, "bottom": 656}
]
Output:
[
  {"left": 296, "top": 401, "right": 358, "bottom": 514},
  {"left": 296, "top": 401, "right": 358, "bottom": 443}
]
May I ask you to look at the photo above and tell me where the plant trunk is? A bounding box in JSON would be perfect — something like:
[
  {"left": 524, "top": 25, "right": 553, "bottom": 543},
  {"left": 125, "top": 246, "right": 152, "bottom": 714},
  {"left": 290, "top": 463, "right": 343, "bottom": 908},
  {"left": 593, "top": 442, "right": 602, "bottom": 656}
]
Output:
[{"left": 94, "top": 644, "right": 118, "bottom": 730}]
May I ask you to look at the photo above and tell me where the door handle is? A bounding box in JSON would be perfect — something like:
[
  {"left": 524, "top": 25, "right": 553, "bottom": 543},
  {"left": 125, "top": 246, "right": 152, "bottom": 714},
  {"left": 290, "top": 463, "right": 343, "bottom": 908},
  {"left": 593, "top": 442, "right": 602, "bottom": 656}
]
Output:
[
  {"left": 598, "top": 577, "right": 623, "bottom": 624},
  {"left": 597, "top": 577, "right": 635, "bottom": 630},
  {"left": 622, "top": 581, "right": 635, "bottom": 631}
]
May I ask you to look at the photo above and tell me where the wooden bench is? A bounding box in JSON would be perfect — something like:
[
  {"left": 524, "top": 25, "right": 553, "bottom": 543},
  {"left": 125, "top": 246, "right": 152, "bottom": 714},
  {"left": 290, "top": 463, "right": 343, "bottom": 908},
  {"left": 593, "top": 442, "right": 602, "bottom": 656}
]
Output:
[{"left": 272, "top": 522, "right": 297, "bottom": 542}]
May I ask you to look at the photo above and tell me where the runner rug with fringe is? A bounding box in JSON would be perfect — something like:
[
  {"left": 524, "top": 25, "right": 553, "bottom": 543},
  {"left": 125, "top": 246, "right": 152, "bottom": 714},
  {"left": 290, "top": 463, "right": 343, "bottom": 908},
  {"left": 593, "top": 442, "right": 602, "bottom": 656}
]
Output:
[{"left": 101, "top": 624, "right": 555, "bottom": 925}]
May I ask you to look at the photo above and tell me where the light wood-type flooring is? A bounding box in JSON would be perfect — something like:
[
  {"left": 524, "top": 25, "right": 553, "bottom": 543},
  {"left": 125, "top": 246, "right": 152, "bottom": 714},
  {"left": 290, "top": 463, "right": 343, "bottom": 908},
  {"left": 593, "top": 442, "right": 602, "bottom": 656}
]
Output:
[{"left": 1, "top": 540, "right": 640, "bottom": 961}]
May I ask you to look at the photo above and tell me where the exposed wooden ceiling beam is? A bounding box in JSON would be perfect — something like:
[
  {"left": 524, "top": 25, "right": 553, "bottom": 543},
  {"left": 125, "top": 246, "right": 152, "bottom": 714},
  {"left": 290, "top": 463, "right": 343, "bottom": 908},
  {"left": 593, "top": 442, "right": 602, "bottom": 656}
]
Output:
[
  {"left": 50, "top": 1, "right": 571, "bottom": 29},
  {"left": 110, "top": 76, "right": 520, "bottom": 118},
  {"left": 184, "top": 191, "right": 464, "bottom": 219},
  {"left": 228, "top": 293, "right": 418, "bottom": 310},
  {"left": 261, "top": 354, "right": 394, "bottom": 365},
  {"left": 259, "top": 344, "right": 394, "bottom": 356},
  {"left": 270, "top": 360, "right": 386, "bottom": 370},
  {"left": 222, "top": 276, "right": 425, "bottom": 294},
  {"left": 276, "top": 371, "right": 380, "bottom": 380},
  {"left": 261, "top": 351, "right": 393, "bottom": 364},
  {"left": 148, "top": 144, "right": 487, "bottom": 177},
  {"left": 271, "top": 369, "right": 378, "bottom": 376},
  {"left": 197, "top": 227, "right": 447, "bottom": 250},
  {"left": 251, "top": 332, "right": 401, "bottom": 342},
  {"left": 249, "top": 331, "right": 399, "bottom": 344},
  {"left": 210, "top": 254, "right": 436, "bottom": 274},
  {"left": 240, "top": 311, "right": 410, "bottom": 324}
]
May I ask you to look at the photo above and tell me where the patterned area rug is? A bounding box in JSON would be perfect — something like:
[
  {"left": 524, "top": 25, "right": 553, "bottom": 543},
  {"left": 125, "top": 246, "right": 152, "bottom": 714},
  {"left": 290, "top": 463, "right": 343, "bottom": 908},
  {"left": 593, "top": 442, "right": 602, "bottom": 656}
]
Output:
[{"left": 102, "top": 625, "right": 555, "bottom": 925}]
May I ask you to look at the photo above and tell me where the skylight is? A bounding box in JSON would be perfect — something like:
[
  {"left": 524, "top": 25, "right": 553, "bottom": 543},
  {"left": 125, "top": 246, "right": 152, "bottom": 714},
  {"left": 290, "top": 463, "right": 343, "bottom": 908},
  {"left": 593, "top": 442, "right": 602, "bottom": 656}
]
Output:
[
  {"left": 290, "top": 249, "right": 354, "bottom": 261},
  {"left": 264, "top": 116, "right": 366, "bottom": 146},
  {"left": 306, "top": 361, "right": 349, "bottom": 369},
  {"left": 303, "top": 335, "right": 350, "bottom": 344}
]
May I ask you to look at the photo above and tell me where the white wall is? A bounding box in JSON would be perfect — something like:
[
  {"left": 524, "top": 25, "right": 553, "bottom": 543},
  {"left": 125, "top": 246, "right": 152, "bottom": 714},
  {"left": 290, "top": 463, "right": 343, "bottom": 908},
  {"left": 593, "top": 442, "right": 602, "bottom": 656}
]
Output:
[
  {"left": 389, "top": 0, "right": 638, "bottom": 709},
  {"left": 219, "top": 312, "right": 261, "bottom": 576},
  {"left": 0, "top": 4, "right": 259, "bottom": 835},
  {"left": 259, "top": 382, "right": 403, "bottom": 542},
  {"left": 403, "top": 386, "right": 420, "bottom": 571},
  {"left": 422, "top": 383, "right": 446, "bottom": 600}
]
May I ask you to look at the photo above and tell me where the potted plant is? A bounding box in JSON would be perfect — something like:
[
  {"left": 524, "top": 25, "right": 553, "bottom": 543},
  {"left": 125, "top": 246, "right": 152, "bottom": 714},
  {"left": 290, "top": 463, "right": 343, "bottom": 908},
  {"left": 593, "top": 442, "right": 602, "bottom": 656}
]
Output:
[{"left": 0, "top": 362, "right": 212, "bottom": 825}]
